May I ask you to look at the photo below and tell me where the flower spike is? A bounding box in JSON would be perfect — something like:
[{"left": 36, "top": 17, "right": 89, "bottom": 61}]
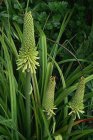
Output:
[
  {"left": 68, "top": 76, "right": 85, "bottom": 119},
  {"left": 17, "top": 11, "right": 39, "bottom": 73},
  {"left": 43, "top": 76, "right": 57, "bottom": 119}
]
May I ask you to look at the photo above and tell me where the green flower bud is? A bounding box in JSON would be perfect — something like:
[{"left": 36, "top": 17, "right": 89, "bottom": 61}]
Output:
[
  {"left": 17, "top": 11, "right": 39, "bottom": 73},
  {"left": 43, "top": 76, "right": 56, "bottom": 119},
  {"left": 69, "top": 76, "right": 85, "bottom": 118}
]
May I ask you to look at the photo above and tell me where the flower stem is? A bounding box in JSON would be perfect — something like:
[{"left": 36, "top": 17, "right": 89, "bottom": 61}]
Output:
[
  {"left": 65, "top": 113, "right": 75, "bottom": 140},
  {"left": 64, "top": 97, "right": 68, "bottom": 118},
  {"left": 31, "top": 73, "right": 40, "bottom": 105},
  {"left": 25, "top": 71, "right": 31, "bottom": 139}
]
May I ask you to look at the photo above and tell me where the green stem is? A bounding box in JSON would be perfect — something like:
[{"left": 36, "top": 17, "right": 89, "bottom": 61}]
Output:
[
  {"left": 64, "top": 97, "right": 68, "bottom": 119},
  {"left": 65, "top": 113, "right": 75, "bottom": 140},
  {"left": 43, "top": 115, "right": 51, "bottom": 140},
  {"left": 31, "top": 73, "right": 40, "bottom": 105},
  {"left": 25, "top": 71, "right": 31, "bottom": 139},
  {"left": 26, "top": 0, "right": 30, "bottom": 13}
]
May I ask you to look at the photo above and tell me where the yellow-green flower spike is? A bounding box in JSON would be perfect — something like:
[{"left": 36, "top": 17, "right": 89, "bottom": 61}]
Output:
[
  {"left": 43, "top": 76, "right": 56, "bottom": 119},
  {"left": 17, "top": 11, "right": 39, "bottom": 73},
  {"left": 68, "top": 76, "right": 85, "bottom": 119}
]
